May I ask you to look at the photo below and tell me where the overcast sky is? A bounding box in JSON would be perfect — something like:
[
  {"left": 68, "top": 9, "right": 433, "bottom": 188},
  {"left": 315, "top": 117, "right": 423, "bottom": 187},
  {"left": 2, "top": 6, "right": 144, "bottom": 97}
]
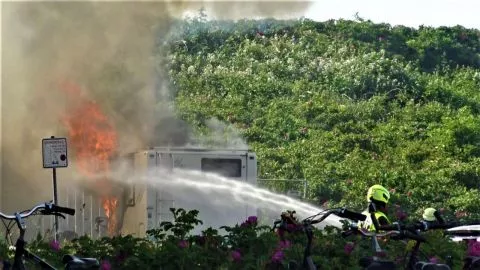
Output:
[{"left": 304, "top": 0, "right": 480, "bottom": 29}]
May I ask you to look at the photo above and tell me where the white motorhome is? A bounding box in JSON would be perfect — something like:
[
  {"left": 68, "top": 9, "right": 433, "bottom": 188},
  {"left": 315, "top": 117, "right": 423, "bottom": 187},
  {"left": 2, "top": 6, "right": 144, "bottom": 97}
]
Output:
[{"left": 120, "top": 147, "right": 258, "bottom": 237}]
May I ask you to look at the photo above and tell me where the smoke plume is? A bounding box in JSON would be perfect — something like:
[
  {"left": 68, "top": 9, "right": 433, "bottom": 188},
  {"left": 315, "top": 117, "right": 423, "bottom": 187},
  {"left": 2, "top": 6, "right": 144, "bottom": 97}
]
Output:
[{"left": 1, "top": 1, "right": 313, "bottom": 211}]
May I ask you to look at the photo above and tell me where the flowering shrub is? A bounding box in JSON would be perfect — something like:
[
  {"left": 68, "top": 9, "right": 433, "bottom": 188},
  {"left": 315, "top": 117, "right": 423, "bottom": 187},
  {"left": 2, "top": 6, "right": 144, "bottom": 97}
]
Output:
[{"left": 0, "top": 208, "right": 472, "bottom": 269}]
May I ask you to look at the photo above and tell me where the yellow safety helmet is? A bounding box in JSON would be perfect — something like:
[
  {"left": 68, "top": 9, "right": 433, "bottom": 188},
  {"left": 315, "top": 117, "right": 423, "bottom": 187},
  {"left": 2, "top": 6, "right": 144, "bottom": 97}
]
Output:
[
  {"left": 423, "top": 208, "right": 437, "bottom": 222},
  {"left": 367, "top": 184, "right": 390, "bottom": 204}
]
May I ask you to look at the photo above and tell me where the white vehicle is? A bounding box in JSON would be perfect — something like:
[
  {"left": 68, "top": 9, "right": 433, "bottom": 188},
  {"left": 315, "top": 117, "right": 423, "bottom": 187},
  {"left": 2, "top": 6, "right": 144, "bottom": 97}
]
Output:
[
  {"left": 120, "top": 147, "right": 258, "bottom": 237},
  {"left": 447, "top": 225, "right": 480, "bottom": 242}
]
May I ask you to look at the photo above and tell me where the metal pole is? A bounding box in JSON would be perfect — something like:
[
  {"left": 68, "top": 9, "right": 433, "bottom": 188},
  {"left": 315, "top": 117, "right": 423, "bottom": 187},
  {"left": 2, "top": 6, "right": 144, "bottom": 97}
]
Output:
[
  {"left": 74, "top": 189, "right": 77, "bottom": 234},
  {"left": 90, "top": 195, "right": 93, "bottom": 237},
  {"left": 66, "top": 186, "right": 69, "bottom": 228},
  {"left": 52, "top": 167, "right": 58, "bottom": 241},
  {"left": 50, "top": 135, "right": 59, "bottom": 241},
  {"left": 98, "top": 200, "right": 101, "bottom": 238},
  {"left": 82, "top": 192, "right": 85, "bottom": 236}
]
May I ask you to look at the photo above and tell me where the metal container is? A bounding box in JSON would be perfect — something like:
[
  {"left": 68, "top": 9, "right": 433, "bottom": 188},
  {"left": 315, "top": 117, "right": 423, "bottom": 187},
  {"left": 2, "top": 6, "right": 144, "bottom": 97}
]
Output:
[{"left": 13, "top": 147, "right": 258, "bottom": 242}]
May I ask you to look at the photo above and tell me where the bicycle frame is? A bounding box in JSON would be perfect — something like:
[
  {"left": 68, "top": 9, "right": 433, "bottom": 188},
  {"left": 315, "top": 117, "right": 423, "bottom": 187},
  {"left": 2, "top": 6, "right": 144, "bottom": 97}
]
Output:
[
  {"left": 272, "top": 212, "right": 317, "bottom": 270},
  {"left": 348, "top": 219, "right": 457, "bottom": 270},
  {"left": 302, "top": 220, "right": 317, "bottom": 270},
  {"left": 0, "top": 202, "right": 76, "bottom": 270},
  {"left": 272, "top": 208, "right": 367, "bottom": 270},
  {"left": 13, "top": 225, "right": 57, "bottom": 270},
  {"left": 369, "top": 202, "right": 429, "bottom": 269}
]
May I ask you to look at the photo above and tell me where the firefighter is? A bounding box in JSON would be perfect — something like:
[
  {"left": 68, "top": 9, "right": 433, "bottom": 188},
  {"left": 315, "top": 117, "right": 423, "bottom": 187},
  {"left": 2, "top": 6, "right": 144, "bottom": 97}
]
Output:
[{"left": 358, "top": 184, "right": 391, "bottom": 231}]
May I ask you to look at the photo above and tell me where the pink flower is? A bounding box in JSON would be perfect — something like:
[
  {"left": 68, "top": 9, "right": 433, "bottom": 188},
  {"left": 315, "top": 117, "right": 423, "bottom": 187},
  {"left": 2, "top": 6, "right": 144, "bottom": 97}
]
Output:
[
  {"left": 395, "top": 209, "right": 408, "bottom": 221},
  {"left": 178, "top": 240, "right": 188, "bottom": 249},
  {"left": 100, "top": 260, "right": 111, "bottom": 270},
  {"left": 247, "top": 216, "right": 258, "bottom": 225},
  {"left": 286, "top": 223, "right": 302, "bottom": 232},
  {"left": 231, "top": 250, "right": 242, "bottom": 262},
  {"left": 278, "top": 240, "right": 292, "bottom": 249},
  {"left": 241, "top": 216, "right": 258, "bottom": 228},
  {"left": 286, "top": 224, "right": 296, "bottom": 231},
  {"left": 376, "top": 251, "right": 387, "bottom": 258},
  {"left": 429, "top": 256, "right": 440, "bottom": 264},
  {"left": 49, "top": 240, "right": 60, "bottom": 252},
  {"left": 271, "top": 250, "right": 284, "bottom": 262},
  {"left": 344, "top": 242, "right": 355, "bottom": 255},
  {"left": 467, "top": 240, "right": 480, "bottom": 257}
]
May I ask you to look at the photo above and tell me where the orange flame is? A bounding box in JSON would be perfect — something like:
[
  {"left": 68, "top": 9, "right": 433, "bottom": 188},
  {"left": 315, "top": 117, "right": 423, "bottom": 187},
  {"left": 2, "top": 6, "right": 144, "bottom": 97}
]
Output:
[
  {"left": 103, "top": 198, "right": 118, "bottom": 234},
  {"left": 61, "top": 82, "right": 119, "bottom": 236}
]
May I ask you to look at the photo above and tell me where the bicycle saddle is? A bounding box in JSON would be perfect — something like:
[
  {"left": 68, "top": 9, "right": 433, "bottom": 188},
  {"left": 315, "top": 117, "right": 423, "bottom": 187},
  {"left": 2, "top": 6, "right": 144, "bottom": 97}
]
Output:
[
  {"left": 359, "top": 257, "right": 397, "bottom": 270},
  {"left": 464, "top": 256, "right": 480, "bottom": 270},
  {"left": 414, "top": 262, "right": 451, "bottom": 270},
  {"left": 63, "top": 254, "right": 100, "bottom": 269}
]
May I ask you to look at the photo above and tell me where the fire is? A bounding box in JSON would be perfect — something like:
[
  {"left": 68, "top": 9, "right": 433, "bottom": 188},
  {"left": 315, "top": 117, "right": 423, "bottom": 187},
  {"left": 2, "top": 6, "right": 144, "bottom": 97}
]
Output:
[
  {"left": 103, "top": 198, "right": 118, "bottom": 235},
  {"left": 61, "top": 81, "right": 119, "bottom": 236}
]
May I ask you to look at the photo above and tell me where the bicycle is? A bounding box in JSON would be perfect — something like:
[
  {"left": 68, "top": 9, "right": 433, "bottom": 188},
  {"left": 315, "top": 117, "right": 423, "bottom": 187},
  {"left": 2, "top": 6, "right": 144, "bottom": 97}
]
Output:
[
  {"left": 343, "top": 216, "right": 480, "bottom": 270},
  {"left": 271, "top": 207, "right": 367, "bottom": 270},
  {"left": 0, "top": 201, "right": 100, "bottom": 270},
  {"left": 392, "top": 210, "right": 480, "bottom": 270}
]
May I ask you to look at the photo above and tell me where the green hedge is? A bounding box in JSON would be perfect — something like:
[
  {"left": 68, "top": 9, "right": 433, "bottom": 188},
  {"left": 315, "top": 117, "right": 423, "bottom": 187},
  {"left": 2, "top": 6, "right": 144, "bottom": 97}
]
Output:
[{"left": 0, "top": 209, "right": 471, "bottom": 270}]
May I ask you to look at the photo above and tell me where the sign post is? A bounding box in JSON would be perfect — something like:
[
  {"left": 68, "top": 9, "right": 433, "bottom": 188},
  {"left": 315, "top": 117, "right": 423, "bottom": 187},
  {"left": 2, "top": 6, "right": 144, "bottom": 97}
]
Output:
[{"left": 42, "top": 136, "right": 68, "bottom": 241}]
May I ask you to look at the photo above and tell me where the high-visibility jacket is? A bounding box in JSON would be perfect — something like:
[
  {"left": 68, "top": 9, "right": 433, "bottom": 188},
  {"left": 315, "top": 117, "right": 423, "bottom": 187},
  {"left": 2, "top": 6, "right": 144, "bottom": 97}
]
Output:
[{"left": 358, "top": 210, "right": 390, "bottom": 231}]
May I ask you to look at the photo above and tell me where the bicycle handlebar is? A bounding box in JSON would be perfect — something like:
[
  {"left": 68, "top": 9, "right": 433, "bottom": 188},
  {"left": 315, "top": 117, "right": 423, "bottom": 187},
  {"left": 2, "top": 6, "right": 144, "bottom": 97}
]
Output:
[
  {"left": 307, "top": 208, "right": 366, "bottom": 222},
  {"left": 273, "top": 207, "right": 367, "bottom": 232},
  {"left": 0, "top": 202, "right": 75, "bottom": 220},
  {"left": 338, "top": 208, "right": 368, "bottom": 222},
  {"left": 344, "top": 220, "right": 480, "bottom": 243},
  {"left": 49, "top": 204, "right": 76, "bottom": 216},
  {"left": 379, "top": 220, "right": 479, "bottom": 232},
  {"left": 350, "top": 224, "right": 428, "bottom": 242}
]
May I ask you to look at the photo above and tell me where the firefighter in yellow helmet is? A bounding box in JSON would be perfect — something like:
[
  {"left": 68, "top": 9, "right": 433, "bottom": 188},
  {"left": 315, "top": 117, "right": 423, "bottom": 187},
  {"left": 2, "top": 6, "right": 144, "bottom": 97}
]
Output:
[
  {"left": 358, "top": 184, "right": 391, "bottom": 231},
  {"left": 422, "top": 207, "right": 444, "bottom": 224}
]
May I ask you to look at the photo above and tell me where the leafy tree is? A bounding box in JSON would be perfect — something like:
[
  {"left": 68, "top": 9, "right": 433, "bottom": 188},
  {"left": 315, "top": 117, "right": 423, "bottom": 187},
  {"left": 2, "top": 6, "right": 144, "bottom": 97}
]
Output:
[{"left": 160, "top": 15, "right": 480, "bottom": 220}]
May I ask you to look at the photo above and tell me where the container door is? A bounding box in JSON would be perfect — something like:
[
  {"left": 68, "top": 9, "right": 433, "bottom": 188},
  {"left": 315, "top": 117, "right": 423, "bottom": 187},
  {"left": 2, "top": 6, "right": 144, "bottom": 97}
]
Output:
[
  {"left": 146, "top": 152, "right": 157, "bottom": 231},
  {"left": 156, "top": 153, "right": 175, "bottom": 226}
]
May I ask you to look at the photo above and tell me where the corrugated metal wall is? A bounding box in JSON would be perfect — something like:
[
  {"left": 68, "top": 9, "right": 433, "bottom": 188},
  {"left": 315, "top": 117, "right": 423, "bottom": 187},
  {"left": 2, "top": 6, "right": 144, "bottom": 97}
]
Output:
[
  {"left": 60, "top": 184, "right": 110, "bottom": 240},
  {"left": 0, "top": 184, "right": 110, "bottom": 244}
]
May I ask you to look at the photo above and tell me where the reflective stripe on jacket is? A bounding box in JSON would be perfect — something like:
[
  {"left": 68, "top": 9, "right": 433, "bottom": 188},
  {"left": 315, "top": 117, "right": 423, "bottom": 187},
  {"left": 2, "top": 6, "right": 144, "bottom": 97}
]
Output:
[{"left": 358, "top": 210, "right": 390, "bottom": 231}]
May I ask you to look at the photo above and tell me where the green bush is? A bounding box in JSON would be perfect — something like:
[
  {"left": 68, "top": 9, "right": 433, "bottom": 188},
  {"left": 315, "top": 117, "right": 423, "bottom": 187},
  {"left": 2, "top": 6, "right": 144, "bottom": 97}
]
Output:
[{"left": 0, "top": 208, "right": 471, "bottom": 270}]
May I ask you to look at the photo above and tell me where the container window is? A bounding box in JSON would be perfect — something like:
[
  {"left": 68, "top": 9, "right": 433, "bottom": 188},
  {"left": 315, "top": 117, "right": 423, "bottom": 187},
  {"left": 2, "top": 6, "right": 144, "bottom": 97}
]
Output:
[{"left": 201, "top": 158, "right": 242, "bottom": 178}]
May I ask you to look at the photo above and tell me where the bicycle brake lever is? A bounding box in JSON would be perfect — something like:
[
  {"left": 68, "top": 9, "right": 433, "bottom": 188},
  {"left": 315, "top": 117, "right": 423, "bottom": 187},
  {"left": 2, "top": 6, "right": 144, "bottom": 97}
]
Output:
[
  {"left": 39, "top": 209, "right": 66, "bottom": 220},
  {"left": 54, "top": 213, "right": 66, "bottom": 220}
]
